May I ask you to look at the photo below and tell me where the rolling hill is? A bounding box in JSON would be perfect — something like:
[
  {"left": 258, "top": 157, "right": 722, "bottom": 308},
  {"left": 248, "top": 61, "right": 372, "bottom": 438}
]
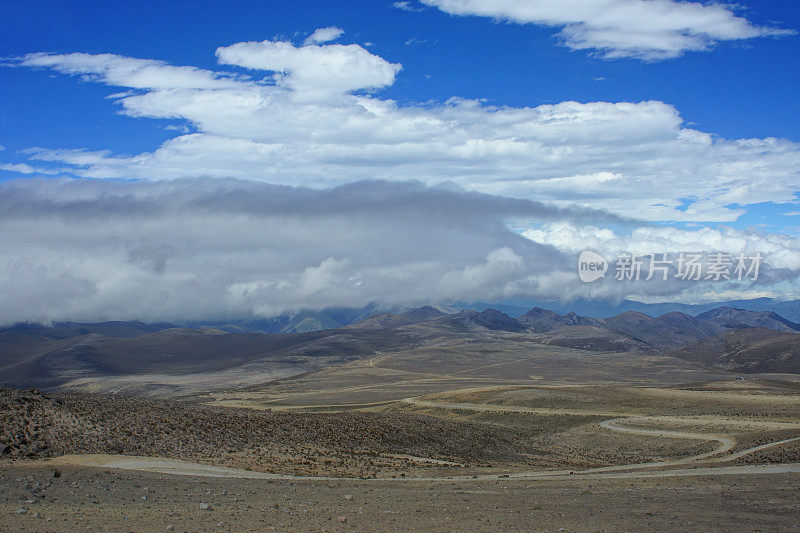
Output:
[
  {"left": 346, "top": 306, "right": 446, "bottom": 329},
  {"left": 517, "top": 308, "right": 602, "bottom": 333},
  {"left": 533, "top": 325, "right": 655, "bottom": 353},
  {"left": 696, "top": 307, "right": 800, "bottom": 332},
  {"left": 598, "top": 311, "right": 726, "bottom": 351},
  {"left": 672, "top": 328, "right": 800, "bottom": 373},
  {"left": 0, "top": 323, "right": 415, "bottom": 394},
  {"left": 3, "top": 303, "right": 800, "bottom": 395}
]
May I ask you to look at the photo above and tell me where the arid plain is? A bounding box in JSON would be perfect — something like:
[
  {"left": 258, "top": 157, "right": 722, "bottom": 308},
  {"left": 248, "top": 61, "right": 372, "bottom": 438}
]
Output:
[{"left": 3, "top": 308, "right": 800, "bottom": 531}]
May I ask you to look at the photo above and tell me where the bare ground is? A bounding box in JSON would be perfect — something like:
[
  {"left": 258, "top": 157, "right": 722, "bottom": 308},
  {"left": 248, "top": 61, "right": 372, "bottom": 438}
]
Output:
[
  {"left": 4, "top": 339, "right": 800, "bottom": 531},
  {"left": 2, "top": 463, "right": 799, "bottom": 532}
]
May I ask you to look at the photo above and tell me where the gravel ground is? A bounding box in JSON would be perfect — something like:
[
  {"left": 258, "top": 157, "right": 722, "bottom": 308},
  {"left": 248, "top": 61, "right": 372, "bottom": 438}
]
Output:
[{"left": 1, "top": 463, "right": 799, "bottom": 532}]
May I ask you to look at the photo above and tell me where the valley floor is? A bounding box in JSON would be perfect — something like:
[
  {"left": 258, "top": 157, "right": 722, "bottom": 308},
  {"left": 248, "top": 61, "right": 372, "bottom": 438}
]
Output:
[
  {"left": 3, "top": 332, "right": 800, "bottom": 530},
  {"left": 2, "top": 463, "right": 800, "bottom": 532}
]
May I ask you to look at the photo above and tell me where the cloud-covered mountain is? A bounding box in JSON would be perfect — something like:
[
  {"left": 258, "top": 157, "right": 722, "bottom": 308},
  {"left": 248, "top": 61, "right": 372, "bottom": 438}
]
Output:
[
  {"left": 0, "top": 178, "right": 617, "bottom": 325},
  {"left": 1, "top": 176, "right": 798, "bottom": 326}
]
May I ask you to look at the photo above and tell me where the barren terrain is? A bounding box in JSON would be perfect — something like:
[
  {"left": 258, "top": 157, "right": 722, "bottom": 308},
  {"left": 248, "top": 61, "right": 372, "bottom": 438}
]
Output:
[{"left": 3, "top": 312, "right": 800, "bottom": 530}]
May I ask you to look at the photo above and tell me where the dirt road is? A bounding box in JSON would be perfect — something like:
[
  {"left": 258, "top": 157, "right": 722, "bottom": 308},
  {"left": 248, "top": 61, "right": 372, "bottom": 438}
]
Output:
[{"left": 44, "top": 395, "right": 800, "bottom": 482}]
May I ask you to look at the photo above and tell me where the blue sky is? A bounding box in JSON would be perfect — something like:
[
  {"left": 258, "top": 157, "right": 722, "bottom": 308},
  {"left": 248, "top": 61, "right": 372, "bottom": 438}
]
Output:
[
  {"left": 2, "top": 2, "right": 798, "bottom": 134},
  {"left": 3, "top": 1, "right": 798, "bottom": 144},
  {"left": 0, "top": 0, "right": 798, "bottom": 321},
  {"left": 2, "top": 0, "right": 798, "bottom": 224}
]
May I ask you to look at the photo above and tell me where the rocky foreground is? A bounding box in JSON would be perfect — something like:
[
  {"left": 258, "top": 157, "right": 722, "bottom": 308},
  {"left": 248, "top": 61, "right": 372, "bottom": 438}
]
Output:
[
  {"left": 3, "top": 387, "right": 800, "bottom": 530},
  {"left": 2, "top": 462, "right": 799, "bottom": 532},
  {"left": 0, "top": 388, "right": 539, "bottom": 477}
]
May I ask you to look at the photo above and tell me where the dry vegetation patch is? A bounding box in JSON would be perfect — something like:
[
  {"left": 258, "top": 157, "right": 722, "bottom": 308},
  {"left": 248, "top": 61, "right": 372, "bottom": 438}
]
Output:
[{"left": 1, "top": 388, "right": 545, "bottom": 477}]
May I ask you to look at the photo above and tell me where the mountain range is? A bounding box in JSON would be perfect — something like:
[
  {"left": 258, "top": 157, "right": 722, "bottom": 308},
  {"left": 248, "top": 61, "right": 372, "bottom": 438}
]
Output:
[
  {"left": 1, "top": 304, "right": 798, "bottom": 395},
  {"left": 459, "top": 297, "right": 800, "bottom": 324},
  {"left": 342, "top": 305, "right": 800, "bottom": 371},
  {"left": 45, "top": 298, "right": 793, "bottom": 335}
]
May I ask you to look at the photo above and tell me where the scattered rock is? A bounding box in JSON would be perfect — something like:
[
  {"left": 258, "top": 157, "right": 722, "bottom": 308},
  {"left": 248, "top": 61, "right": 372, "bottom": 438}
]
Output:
[
  {"left": 199, "top": 502, "right": 211, "bottom": 510},
  {"left": 337, "top": 516, "right": 348, "bottom": 524},
  {"left": 15, "top": 508, "right": 27, "bottom": 515}
]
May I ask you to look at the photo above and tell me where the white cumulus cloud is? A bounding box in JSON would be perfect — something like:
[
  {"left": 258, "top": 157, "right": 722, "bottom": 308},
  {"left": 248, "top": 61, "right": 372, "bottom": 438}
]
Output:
[
  {"left": 215, "top": 37, "right": 401, "bottom": 101},
  {"left": 393, "top": 1, "right": 426, "bottom": 12},
  {"left": 303, "top": 26, "right": 345, "bottom": 45},
  {"left": 522, "top": 222, "right": 800, "bottom": 302},
  {"left": 3, "top": 33, "right": 799, "bottom": 313},
  {"left": 19, "top": 52, "right": 243, "bottom": 89},
  {"left": 0, "top": 163, "right": 60, "bottom": 175},
  {"left": 420, "top": 0, "right": 795, "bottom": 60},
  {"left": 524, "top": 223, "right": 800, "bottom": 272},
  {"left": 10, "top": 41, "right": 800, "bottom": 224},
  {"left": 10, "top": 48, "right": 799, "bottom": 223}
]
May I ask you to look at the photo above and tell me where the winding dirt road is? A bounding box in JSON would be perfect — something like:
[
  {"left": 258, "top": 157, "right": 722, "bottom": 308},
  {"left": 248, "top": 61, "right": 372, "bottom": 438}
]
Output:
[{"left": 47, "top": 395, "right": 800, "bottom": 482}]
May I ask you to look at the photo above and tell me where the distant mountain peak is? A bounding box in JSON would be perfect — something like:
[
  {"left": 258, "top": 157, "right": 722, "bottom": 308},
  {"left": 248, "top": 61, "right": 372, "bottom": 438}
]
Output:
[
  {"left": 518, "top": 307, "right": 600, "bottom": 333},
  {"left": 346, "top": 305, "right": 447, "bottom": 330},
  {"left": 613, "top": 310, "right": 654, "bottom": 320},
  {"left": 438, "top": 308, "right": 525, "bottom": 332},
  {"left": 696, "top": 307, "right": 800, "bottom": 332}
]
